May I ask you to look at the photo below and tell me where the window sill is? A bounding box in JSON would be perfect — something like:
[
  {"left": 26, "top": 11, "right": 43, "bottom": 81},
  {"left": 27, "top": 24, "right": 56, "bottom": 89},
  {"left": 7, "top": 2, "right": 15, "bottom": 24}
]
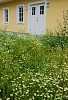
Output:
[
  {"left": 3, "top": 22, "right": 9, "bottom": 24},
  {"left": 17, "top": 22, "right": 24, "bottom": 24}
]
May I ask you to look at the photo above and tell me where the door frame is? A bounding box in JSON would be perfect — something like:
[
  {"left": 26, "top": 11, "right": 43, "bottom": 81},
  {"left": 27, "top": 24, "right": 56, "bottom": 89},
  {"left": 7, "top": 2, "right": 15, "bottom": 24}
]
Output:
[{"left": 28, "top": 1, "right": 46, "bottom": 35}]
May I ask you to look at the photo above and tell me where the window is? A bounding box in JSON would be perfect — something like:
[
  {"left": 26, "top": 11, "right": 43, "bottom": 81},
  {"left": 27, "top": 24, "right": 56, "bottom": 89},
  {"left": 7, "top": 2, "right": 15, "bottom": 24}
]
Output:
[
  {"left": 3, "top": 8, "right": 9, "bottom": 23},
  {"left": 32, "top": 7, "right": 36, "bottom": 15},
  {"left": 17, "top": 5, "right": 24, "bottom": 23},
  {"left": 40, "top": 6, "right": 44, "bottom": 15}
]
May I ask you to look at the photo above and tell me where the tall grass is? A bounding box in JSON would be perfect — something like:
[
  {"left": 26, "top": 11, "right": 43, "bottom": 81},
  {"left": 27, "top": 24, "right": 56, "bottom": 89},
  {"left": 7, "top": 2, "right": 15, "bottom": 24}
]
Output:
[{"left": 0, "top": 32, "right": 68, "bottom": 100}]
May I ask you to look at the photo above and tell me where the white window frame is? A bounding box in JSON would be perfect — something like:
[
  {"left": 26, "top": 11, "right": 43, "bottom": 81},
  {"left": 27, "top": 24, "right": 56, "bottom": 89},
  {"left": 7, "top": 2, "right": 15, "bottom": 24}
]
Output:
[
  {"left": 16, "top": 4, "right": 24, "bottom": 24},
  {"left": 3, "top": 7, "right": 9, "bottom": 24}
]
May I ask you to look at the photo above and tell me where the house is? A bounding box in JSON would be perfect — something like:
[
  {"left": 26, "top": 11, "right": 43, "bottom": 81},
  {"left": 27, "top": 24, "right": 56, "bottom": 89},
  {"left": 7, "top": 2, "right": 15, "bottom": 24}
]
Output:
[{"left": 0, "top": 0, "right": 68, "bottom": 35}]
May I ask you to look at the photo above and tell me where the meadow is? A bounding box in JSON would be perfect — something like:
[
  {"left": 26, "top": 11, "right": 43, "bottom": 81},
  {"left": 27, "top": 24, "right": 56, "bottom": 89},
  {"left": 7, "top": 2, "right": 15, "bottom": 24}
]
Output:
[{"left": 0, "top": 32, "right": 68, "bottom": 100}]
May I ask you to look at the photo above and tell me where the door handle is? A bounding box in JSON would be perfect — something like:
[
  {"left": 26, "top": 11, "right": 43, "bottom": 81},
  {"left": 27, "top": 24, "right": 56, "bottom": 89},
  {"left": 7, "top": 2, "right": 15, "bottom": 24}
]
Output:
[{"left": 36, "top": 18, "right": 38, "bottom": 22}]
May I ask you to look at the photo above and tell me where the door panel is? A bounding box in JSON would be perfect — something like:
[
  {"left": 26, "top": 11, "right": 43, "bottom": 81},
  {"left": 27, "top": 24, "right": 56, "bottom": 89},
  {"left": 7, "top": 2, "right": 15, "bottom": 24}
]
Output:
[
  {"left": 29, "top": 5, "right": 38, "bottom": 34},
  {"left": 29, "top": 3, "right": 45, "bottom": 35},
  {"left": 38, "top": 4, "right": 45, "bottom": 34}
]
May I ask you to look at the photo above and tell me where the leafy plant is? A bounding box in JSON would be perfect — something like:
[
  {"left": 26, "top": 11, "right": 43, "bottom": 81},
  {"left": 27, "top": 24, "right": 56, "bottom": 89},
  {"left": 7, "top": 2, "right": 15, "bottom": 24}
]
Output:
[{"left": 0, "top": 32, "right": 68, "bottom": 100}]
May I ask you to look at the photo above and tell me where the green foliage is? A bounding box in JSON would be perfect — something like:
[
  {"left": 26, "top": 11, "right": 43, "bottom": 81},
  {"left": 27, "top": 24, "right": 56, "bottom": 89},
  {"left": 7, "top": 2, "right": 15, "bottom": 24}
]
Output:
[
  {"left": 0, "top": 32, "right": 68, "bottom": 100},
  {"left": 56, "top": 10, "right": 68, "bottom": 36}
]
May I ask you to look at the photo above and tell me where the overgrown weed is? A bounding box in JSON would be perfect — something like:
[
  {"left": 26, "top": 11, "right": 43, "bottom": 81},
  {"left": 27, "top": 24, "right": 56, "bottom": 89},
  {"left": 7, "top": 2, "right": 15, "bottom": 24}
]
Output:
[{"left": 0, "top": 32, "right": 68, "bottom": 100}]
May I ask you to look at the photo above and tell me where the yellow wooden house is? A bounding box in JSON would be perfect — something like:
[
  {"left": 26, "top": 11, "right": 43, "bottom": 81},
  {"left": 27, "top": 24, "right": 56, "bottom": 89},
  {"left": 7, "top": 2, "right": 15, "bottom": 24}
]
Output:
[{"left": 0, "top": 0, "right": 68, "bottom": 35}]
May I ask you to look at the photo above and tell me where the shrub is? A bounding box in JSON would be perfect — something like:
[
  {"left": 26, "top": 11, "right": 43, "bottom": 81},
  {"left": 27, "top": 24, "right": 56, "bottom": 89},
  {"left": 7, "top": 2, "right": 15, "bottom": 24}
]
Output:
[{"left": 0, "top": 32, "right": 68, "bottom": 100}]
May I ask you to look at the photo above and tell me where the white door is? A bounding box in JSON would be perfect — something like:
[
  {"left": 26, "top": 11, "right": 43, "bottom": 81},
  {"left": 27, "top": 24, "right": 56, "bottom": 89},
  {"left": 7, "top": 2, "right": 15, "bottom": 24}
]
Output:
[{"left": 29, "top": 3, "right": 45, "bottom": 35}]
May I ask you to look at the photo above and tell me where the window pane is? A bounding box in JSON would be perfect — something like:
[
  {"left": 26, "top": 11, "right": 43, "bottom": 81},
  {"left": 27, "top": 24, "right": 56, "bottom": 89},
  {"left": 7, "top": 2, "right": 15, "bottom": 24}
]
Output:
[
  {"left": 40, "top": 6, "right": 44, "bottom": 15},
  {"left": 5, "top": 9, "right": 8, "bottom": 14},
  {"left": 5, "top": 13, "right": 8, "bottom": 18},
  {"left": 18, "top": 6, "right": 23, "bottom": 22},
  {"left": 19, "top": 13, "right": 21, "bottom": 18},
  {"left": 4, "top": 9, "right": 8, "bottom": 22},
  {"left": 22, "top": 7, "right": 23, "bottom": 12},
  {"left": 22, "top": 13, "right": 23, "bottom": 17},
  {"left": 19, "top": 8, "right": 21, "bottom": 12},
  {"left": 32, "top": 7, "right": 35, "bottom": 15},
  {"left": 19, "top": 17, "right": 21, "bottom": 22},
  {"left": 5, "top": 17, "right": 8, "bottom": 22},
  {"left": 40, "top": 6, "right": 44, "bottom": 11},
  {"left": 22, "top": 16, "right": 23, "bottom": 21}
]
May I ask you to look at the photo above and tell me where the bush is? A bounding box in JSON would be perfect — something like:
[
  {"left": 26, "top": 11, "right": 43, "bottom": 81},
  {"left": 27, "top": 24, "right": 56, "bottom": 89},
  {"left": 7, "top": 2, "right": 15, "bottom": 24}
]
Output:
[{"left": 0, "top": 32, "right": 68, "bottom": 100}]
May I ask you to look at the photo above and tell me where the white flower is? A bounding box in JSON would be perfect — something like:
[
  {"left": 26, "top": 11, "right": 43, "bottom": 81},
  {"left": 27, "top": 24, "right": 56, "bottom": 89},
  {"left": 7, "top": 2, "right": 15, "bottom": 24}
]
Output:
[
  {"left": 34, "top": 93, "right": 36, "bottom": 96},
  {"left": 23, "top": 84, "right": 26, "bottom": 88},
  {"left": 37, "top": 94, "right": 39, "bottom": 96},
  {"left": 6, "top": 98, "right": 10, "bottom": 100},
  {"left": 10, "top": 94, "right": 13, "bottom": 96},
  {"left": 44, "top": 95, "right": 46, "bottom": 97},
  {"left": 32, "top": 96, "right": 34, "bottom": 100},
  {"left": 20, "top": 74, "right": 23, "bottom": 77},
  {"left": 15, "top": 93, "right": 17, "bottom": 95}
]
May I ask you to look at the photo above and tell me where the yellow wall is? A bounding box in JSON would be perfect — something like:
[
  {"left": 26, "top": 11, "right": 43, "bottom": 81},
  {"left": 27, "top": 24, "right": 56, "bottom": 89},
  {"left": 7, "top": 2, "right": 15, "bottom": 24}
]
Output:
[
  {"left": 0, "top": 0, "right": 68, "bottom": 33},
  {"left": 0, "top": 0, "right": 40, "bottom": 33},
  {"left": 46, "top": 0, "right": 68, "bottom": 31}
]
